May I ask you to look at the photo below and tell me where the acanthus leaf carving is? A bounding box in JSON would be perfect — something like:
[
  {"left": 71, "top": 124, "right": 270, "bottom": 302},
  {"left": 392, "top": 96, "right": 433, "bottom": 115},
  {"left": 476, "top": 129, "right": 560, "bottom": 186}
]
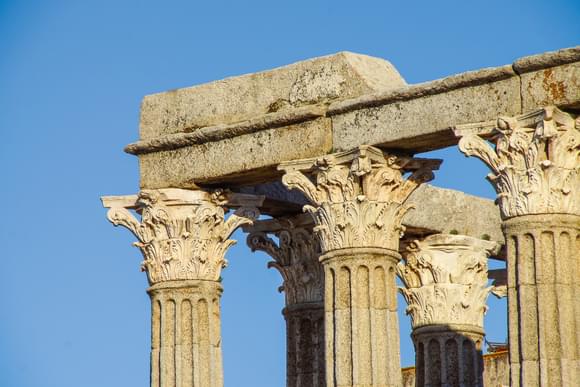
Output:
[
  {"left": 247, "top": 222, "right": 323, "bottom": 306},
  {"left": 397, "top": 234, "right": 500, "bottom": 329},
  {"left": 278, "top": 146, "right": 441, "bottom": 252},
  {"left": 457, "top": 106, "right": 580, "bottom": 219},
  {"left": 104, "top": 189, "right": 259, "bottom": 284}
]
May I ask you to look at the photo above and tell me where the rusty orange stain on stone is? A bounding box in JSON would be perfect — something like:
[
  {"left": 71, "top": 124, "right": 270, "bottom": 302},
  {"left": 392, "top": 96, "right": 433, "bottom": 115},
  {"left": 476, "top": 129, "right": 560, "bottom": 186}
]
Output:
[{"left": 541, "top": 68, "right": 566, "bottom": 101}]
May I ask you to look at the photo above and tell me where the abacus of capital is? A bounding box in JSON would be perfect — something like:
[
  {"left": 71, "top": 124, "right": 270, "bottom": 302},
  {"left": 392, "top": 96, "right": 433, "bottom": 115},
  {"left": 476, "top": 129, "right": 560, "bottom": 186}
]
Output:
[{"left": 102, "top": 46, "right": 579, "bottom": 386}]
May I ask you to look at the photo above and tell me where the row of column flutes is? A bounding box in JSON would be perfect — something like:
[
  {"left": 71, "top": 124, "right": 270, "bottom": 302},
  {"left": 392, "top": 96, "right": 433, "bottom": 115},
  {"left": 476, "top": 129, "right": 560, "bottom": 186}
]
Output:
[
  {"left": 141, "top": 231, "right": 506, "bottom": 387},
  {"left": 149, "top": 280, "right": 224, "bottom": 387},
  {"left": 104, "top": 112, "right": 580, "bottom": 387},
  {"left": 137, "top": 210, "right": 580, "bottom": 387}
]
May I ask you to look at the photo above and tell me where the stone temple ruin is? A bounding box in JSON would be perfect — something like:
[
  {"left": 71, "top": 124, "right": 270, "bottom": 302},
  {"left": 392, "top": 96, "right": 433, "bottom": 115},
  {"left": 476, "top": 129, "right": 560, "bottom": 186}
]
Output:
[{"left": 102, "top": 46, "right": 579, "bottom": 387}]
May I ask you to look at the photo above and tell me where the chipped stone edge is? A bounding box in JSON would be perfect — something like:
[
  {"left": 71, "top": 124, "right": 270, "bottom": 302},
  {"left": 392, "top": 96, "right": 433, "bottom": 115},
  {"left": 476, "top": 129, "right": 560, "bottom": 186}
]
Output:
[
  {"left": 327, "top": 64, "right": 516, "bottom": 115},
  {"left": 125, "top": 46, "right": 580, "bottom": 156},
  {"left": 512, "top": 46, "right": 580, "bottom": 74},
  {"left": 101, "top": 189, "right": 265, "bottom": 209},
  {"left": 125, "top": 104, "right": 327, "bottom": 155}
]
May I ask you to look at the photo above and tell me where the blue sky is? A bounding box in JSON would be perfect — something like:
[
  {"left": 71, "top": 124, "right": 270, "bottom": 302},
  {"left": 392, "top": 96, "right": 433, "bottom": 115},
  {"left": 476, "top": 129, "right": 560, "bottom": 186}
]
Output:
[{"left": 0, "top": 1, "right": 578, "bottom": 386}]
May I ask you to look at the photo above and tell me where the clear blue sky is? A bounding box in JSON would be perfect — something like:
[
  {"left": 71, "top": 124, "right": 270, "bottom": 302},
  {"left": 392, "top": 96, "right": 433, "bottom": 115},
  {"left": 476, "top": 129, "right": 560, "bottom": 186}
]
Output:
[{"left": 0, "top": 1, "right": 578, "bottom": 386}]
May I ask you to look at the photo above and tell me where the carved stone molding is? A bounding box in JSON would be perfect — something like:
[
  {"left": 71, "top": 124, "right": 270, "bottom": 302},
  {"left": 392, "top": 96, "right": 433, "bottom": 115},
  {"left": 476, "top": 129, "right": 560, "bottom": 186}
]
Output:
[
  {"left": 457, "top": 106, "right": 580, "bottom": 219},
  {"left": 102, "top": 189, "right": 261, "bottom": 284},
  {"left": 489, "top": 268, "right": 507, "bottom": 298},
  {"left": 278, "top": 145, "right": 441, "bottom": 251},
  {"left": 397, "top": 234, "right": 500, "bottom": 329},
  {"left": 246, "top": 219, "right": 323, "bottom": 305}
]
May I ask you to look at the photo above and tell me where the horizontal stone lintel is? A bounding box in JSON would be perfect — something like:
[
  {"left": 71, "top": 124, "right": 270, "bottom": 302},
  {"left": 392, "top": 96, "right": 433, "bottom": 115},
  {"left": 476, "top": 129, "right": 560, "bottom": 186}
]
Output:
[{"left": 133, "top": 46, "right": 579, "bottom": 188}]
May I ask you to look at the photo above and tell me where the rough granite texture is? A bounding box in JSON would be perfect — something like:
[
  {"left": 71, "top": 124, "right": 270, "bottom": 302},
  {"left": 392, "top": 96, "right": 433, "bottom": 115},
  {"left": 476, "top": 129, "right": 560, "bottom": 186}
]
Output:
[
  {"left": 139, "top": 52, "right": 405, "bottom": 140},
  {"left": 503, "top": 214, "right": 580, "bottom": 387},
  {"left": 331, "top": 74, "right": 521, "bottom": 152},
  {"left": 404, "top": 185, "right": 503, "bottom": 243},
  {"left": 105, "top": 46, "right": 580, "bottom": 387},
  {"left": 401, "top": 350, "right": 509, "bottom": 387},
  {"left": 132, "top": 46, "right": 579, "bottom": 188},
  {"left": 238, "top": 182, "right": 504, "bottom": 247},
  {"left": 139, "top": 117, "right": 333, "bottom": 187},
  {"left": 520, "top": 62, "right": 580, "bottom": 110}
]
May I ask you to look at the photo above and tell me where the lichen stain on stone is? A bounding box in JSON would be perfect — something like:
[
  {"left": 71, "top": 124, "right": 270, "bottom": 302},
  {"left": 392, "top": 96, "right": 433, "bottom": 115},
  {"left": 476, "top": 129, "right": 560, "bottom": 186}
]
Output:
[
  {"left": 539, "top": 68, "right": 566, "bottom": 102},
  {"left": 267, "top": 98, "right": 291, "bottom": 113}
]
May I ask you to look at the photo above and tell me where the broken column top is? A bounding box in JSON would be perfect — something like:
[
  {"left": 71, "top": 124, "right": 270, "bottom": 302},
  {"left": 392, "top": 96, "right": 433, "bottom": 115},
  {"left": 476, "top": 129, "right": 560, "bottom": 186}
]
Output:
[{"left": 140, "top": 52, "right": 406, "bottom": 140}]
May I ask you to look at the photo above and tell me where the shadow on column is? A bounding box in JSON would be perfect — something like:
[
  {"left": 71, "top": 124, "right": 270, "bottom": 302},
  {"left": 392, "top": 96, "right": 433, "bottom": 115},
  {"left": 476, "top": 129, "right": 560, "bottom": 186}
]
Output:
[{"left": 412, "top": 324, "right": 484, "bottom": 387}]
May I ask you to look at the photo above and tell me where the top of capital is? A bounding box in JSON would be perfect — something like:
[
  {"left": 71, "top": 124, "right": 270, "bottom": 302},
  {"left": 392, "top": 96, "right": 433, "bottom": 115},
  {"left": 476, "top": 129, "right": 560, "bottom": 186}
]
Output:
[
  {"left": 101, "top": 188, "right": 264, "bottom": 209},
  {"left": 278, "top": 145, "right": 441, "bottom": 174}
]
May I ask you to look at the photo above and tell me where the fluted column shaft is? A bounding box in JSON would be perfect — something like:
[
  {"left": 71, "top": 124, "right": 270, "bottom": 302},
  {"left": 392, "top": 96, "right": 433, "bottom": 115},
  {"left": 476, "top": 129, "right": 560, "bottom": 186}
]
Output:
[
  {"left": 504, "top": 214, "right": 580, "bottom": 387},
  {"left": 457, "top": 106, "right": 580, "bottom": 386},
  {"left": 323, "top": 248, "right": 401, "bottom": 387},
  {"left": 103, "top": 189, "right": 260, "bottom": 387},
  {"left": 413, "top": 326, "right": 484, "bottom": 387},
  {"left": 149, "top": 280, "right": 223, "bottom": 387},
  {"left": 397, "top": 234, "right": 499, "bottom": 387},
  {"left": 279, "top": 145, "right": 440, "bottom": 387},
  {"left": 284, "top": 303, "right": 325, "bottom": 387},
  {"left": 246, "top": 221, "right": 325, "bottom": 387}
]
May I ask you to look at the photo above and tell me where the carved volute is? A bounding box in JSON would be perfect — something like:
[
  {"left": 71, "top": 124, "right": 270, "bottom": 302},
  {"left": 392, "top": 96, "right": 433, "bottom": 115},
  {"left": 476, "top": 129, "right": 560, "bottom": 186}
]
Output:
[
  {"left": 103, "top": 189, "right": 260, "bottom": 284},
  {"left": 278, "top": 145, "right": 441, "bottom": 252},
  {"left": 458, "top": 106, "right": 580, "bottom": 219}
]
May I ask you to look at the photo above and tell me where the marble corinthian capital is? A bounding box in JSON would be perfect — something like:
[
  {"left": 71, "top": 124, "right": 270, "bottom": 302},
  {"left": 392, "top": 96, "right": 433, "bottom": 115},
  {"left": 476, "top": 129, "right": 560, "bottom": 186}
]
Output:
[
  {"left": 457, "top": 106, "right": 579, "bottom": 219},
  {"left": 247, "top": 220, "right": 323, "bottom": 305},
  {"left": 397, "top": 234, "right": 500, "bottom": 329},
  {"left": 278, "top": 145, "right": 441, "bottom": 252},
  {"left": 102, "top": 189, "right": 261, "bottom": 284}
]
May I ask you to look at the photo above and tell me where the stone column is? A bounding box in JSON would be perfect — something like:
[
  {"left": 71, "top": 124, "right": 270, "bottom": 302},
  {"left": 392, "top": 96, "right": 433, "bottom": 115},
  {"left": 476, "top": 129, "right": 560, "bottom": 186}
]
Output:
[
  {"left": 457, "top": 106, "right": 580, "bottom": 387},
  {"left": 102, "top": 189, "right": 260, "bottom": 387},
  {"left": 398, "top": 234, "right": 500, "bottom": 387},
  {"left": 279, "top": 145, "right": 441, "bottom": 387},
  {"left": 246, "top": 217, "right": 325, "bottom": 387}
]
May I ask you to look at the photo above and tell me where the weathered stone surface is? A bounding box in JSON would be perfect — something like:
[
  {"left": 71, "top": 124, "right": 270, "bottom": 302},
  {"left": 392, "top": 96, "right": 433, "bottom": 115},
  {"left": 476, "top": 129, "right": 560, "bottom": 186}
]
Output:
[
  {"left": 139, "top": 52, "right": 405, "bottom": 140},
  {"left": 520, "top": 62, "right": 580, "bottom": 110},
  {"left": 412, "top": 326, "right": 485, "bottom": 387},
  {"left": 103, "top": 189, "right": 264, "bottom": 387},
  {"left": 283, "top": 304, "right": 325, "bottom": 387},
  {"left": 149, "top": 280, "right": 224, "bottom": 387},
  {"left": 401, "top": 350, "right": 509, "bottom": 387},
  {"left": 278, "top": 145, "right": 441, "bottom": 252},
  {"left": 128, "top": 105, "right": 327, "bottom": 155},
  {"left": 503, "top": 214, "right": 580, "bottom": 387},
  {"left": 457, "top": 107, "right": 579, "bottom": 220},
  {"left": 278, "top": 147, "right": 440, "bottom": 387},
  {"left": 237, "top": 182, "right": 505, "bottom": 250},
  {"left": 245, "top": 217, "right": 325, "bottom": 387},
  {"left": 322, "top": 248, "right": 403, "bottom": 387},
  {"left": 513, "top": 46, "right": 580, "bottom": 74},
  {"left": 483, "top": 350, "right": 510, "bottom": 387},
  {"left": 132, "top": 46, "right": 579, "bottom": 187},
  {"left": 140, "top": 117, "right": 333, "bottom": 187},
  {"left": 399, "top": 234, "right": 499, "bottom": 387},
  {"left": 330, "top": 67, "right": 521, "bottom": 152},
  {"left": 398, "top": 234, "right": 500, "bottom": 329},
  {"left": 404, "top": 185, "right": 504, "bottom": 244},
  {"left": 458, "top": 105, "right": 580, "bottom": 387},
  {"left": 246, "top": 218, "right": 323, "bottom": 306},
  {"left": 102, "top": 189, "right": 261, "bottom": 283}
]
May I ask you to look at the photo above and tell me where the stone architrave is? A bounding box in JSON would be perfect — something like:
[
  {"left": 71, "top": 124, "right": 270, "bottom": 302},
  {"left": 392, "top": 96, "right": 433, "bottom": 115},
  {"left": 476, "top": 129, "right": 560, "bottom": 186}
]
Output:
[
  {"left": 398, "top": 234, "right": 500, "bottom": 387},
  {"left": 278, "top": 145, "right": 441, "bottom": 387},
  {"left": 457, "top": 106, "right": 580, "bottom": 387},
  {"left": 246, "top": 217, "right": 325, "bottom": 387},
  {"left": 102, "top": 189, "right": 261, "bottom": 387}
]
